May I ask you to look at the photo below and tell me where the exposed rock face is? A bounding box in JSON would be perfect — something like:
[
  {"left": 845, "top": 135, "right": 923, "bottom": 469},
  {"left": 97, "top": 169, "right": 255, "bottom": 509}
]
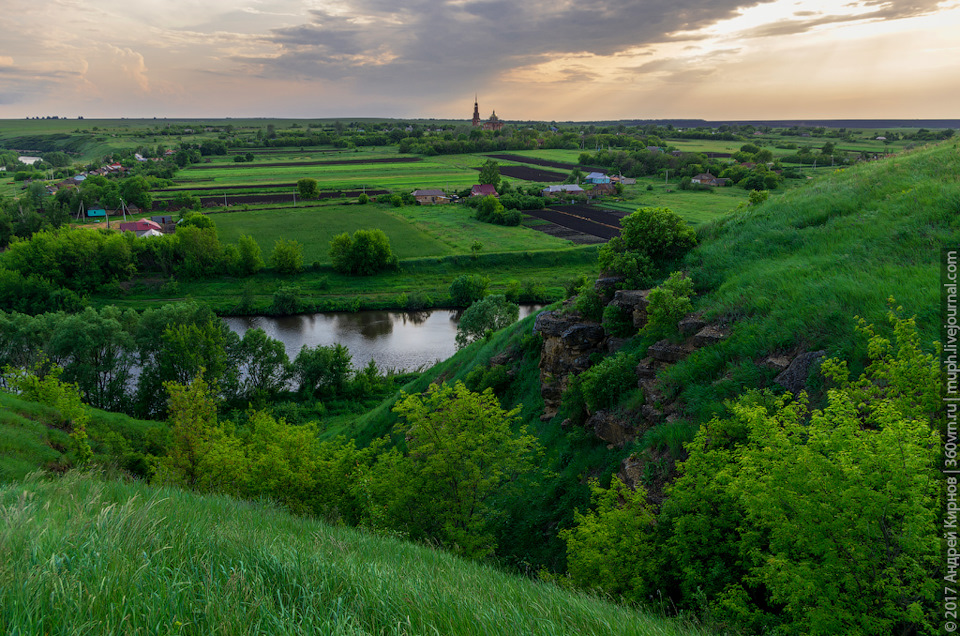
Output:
[
  {"left": 612, "top": 289, "right": 651, "bottom": 329},
  {"left": 774, "top": 350, "right": 826, "bottom": 395},
  {"left": 534, "top": 310, "right": 607, "bottom": 419},
  {"left": 586, "top": 410, "right": 639, "bottom": 446},
  {"left": 594, "top": 277, "right": 625, "bottom": 302},
  {"left": 678, "top": 312, "right": 708, "bottom": 337},
  {"left": 692, "top": 324, "right": 729, "bottom": 348},
  {"left": 648, "top": 340, "right": 690, "bottom": 363}
]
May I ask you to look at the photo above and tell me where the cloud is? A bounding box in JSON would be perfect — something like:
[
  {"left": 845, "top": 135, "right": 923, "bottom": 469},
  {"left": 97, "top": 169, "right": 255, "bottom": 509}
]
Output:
[
  {"left": 240, "top": 0, "right": 775, "bottom": 90},
  {"left": 739, "top": 0, "right": 946, "bottom": 38},
  {"left": 107, "top": 46, "right": 151, "bottom": 92}
]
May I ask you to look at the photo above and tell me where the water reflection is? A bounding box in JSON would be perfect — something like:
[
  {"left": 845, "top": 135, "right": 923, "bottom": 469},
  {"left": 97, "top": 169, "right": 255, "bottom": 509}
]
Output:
[{"left": 223, "top": 306, "right": 542, "bottom": 372}]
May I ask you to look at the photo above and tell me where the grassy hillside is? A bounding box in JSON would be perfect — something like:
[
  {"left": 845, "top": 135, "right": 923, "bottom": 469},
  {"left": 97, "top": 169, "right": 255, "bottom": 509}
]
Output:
[
  {"left": 0, "top": 392, "right": 167, "bottom": 483},
  {"left": 0, "top": 472, "right": 705, "bottom": 636}
]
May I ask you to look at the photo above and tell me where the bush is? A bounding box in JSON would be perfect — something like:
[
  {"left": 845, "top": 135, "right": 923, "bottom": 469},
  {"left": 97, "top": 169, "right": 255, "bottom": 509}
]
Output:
[
  {"left": 455, "top": 295, "right": 519, "bottom": 349},
  {"left": 602, "top": 304, "right": 634, "bottom": 338},
  {"left": 580, "top": 351, "right": 637, "bottom": 412},
  {"left": 573, "top": 284, "right": 604, "bottom": 322},
  {"left": 358, "top": 193, "right": 369, "bottom": 204},
  {"left": 329, "top": 229, "right": 398, "bottom": 276},
  {"left": 449, "top": 274, "right": 490, "bottom": 306},
  {"left": 271, "top": 284, "right": 301, "bottom": 314},
  {"left": 644, "top": 272, "right": 694, "bottom": 335},
  {"left": 270, "top": 239, "right": 304, "bottom": 274}
]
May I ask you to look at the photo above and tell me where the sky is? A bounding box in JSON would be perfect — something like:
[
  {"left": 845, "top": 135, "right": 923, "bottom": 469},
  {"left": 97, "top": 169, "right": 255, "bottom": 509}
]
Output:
[{"left": 1, "top": 0, "right": 959, "bottom": 121}]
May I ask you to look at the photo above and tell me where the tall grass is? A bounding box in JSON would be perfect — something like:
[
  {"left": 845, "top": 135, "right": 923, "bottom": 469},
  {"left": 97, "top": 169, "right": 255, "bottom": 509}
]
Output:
[{"left": 0, "top": 472, "right": 706, "bottom": 636}]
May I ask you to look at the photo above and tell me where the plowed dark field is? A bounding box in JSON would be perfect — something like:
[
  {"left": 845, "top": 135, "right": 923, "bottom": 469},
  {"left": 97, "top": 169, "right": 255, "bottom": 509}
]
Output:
[
  {"left": 189, "top": 157, "right": 422, "bottom": 170},
  {"left": 524, "top": 205, "right": 624, "bottom": 240},
  {"left": 495, "top": 165, "right": 567, "bottom": 182}
]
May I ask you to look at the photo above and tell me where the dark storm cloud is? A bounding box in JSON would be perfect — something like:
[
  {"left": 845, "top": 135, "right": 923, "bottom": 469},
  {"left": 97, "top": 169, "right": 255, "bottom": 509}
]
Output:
[{"left": 238, "top": 0, "right": 775, "bottom": 88}]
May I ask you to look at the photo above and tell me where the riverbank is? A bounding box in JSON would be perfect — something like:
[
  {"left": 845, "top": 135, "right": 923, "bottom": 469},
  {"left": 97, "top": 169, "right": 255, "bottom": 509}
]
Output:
[{"left": 87, "top": 247, "right": 599, "bottom": 315}]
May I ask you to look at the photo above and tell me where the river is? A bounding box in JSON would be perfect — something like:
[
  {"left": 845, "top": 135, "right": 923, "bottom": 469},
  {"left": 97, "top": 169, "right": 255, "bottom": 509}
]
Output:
[{"left": 222, "top": 306, "right": 543, "bottom": 372}]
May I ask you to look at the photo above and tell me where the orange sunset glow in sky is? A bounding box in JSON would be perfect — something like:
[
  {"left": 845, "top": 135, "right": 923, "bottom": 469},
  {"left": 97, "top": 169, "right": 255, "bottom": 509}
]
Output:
[{"left": 1, "top": 0, "right": 958, "bottom": 120}]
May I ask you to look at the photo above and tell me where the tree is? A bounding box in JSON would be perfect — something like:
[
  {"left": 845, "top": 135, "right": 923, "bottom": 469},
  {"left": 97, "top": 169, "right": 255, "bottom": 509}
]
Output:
[
  {"left": 297, "top": 178, "right": 319, "bottom": 200},
  {"left": 478, "top": 159, "right": 501, "bottom": 189},
  {"left": 455, "top": 294, "right": 519, "bottom": 349},
  {"left": 152, "top": 373, "right": 226, "bottom": 488},
  {"left": 562, "top": 477, "right": 659, "bottom": 603},
  {"left": 598, "top": 206, "right": 696, "bottom": 287},
  {"left": 270, "top": 238, "right": 304, "bottom": 274},
  {"left": 292, "top": 343, "right": 352, "bottom": 398},
  {"left": 236, "top": 234, "right": 264, "bottom": 275},
  {"left": 378, "top": 382, "right": 541, "bottom": 558},
  {"left": 328, "top": 229, "right": 397, "bottom": 275},
  {"left": 449, "top": 274, "right": 489, "bottom": 306},
  {"left": 237, "top": 328, "right": 289, "bottom": 399}
]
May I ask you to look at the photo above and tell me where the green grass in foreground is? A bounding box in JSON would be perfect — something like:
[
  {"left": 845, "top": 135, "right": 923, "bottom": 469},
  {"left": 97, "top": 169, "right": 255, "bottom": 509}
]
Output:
[{"left": 0, "top": 472, "right": 707, "bottom": 636}]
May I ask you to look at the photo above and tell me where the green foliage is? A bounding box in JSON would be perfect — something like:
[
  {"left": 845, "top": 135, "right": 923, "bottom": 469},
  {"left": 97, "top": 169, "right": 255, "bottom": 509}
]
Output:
[
  {"left": 177, "top": 211, "right": 216, "bottom": 232},
  {"left": 357, "top": 192, "right": 369, "bottom": 204},
  {"left": 292, "top": 343, "right": 352, "bottom": 399},
  {"left": 152, "top": 373, "right": 220, "bottom": 488},
  {"left": 598, "top": 207, "right": 696, "bottom": 287},
  {"left": 573, "top": 283, "right": 604, "bottom": 322},
  {"left": 371, "top": 382, "right": 541, "bottom": 558},
  {"left": 390, "top": 193, "right": 403, "bottom": 207},
  {"left": 644, "top": 272, "right": 694, "bottom": 336},
  {"left": 474, "top": 195, "right": 521, "bottom": 226},
  {"left": 478, "top": 159, "right": 501, "bottom": 189},
  {"left": 296, "top": 177, "right": 319, "bottom": 200},
  {"left": 449, "top": 274, "right": 490, "bottom": 306},
  {"left": 569, "top": 311, "right": 941, "bottom": 635},
  {"left": 579, "top": 350, "right": 637, "bottom": 413},
  {"left": 602, "top": 304, "right": 634, "bottom": 337},
  {"left": 270, "top": 238, "right": 304, "bottom": 274},
  {"left": 5, "top": 364, "right": 92, "bottom": 464},
  {"left": 270, "top": 284, "right": 301, "bottom": 315},
  {"left": 455, "top": 295, "right": 520, "bottom": 350},
  {"left": 328, "top": 228, "right": 398, "bottom": 275},
  {"left": 561, "top": 477, "right": 659, "bottom": 604},
  {"left": 236, "top": 234, "right": 264, "bottom": 275},
  {"left": 748, "top": 189, "right": 770, "bottom": 205}
]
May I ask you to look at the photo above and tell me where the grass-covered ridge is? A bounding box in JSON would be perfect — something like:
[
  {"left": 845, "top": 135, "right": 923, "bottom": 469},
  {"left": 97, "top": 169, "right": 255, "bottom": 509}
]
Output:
[{"left": 0, "top": 472, "right": 704, "bottom": 636}]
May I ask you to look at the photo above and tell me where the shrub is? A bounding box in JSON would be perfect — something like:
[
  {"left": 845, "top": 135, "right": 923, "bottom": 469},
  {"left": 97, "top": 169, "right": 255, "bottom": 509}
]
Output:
[
  {"left": 573, "top": 284, "right": 604, "bottom": 322},
  {"left": 329, "top": 229, "right": 398, "bottom": 276},
  {"left": 580, "top": 351, "right": 637, "bottom": 412},
  {"left": 602, "top": 304, "right": 634, "bottom": 337},
  {"left": 644, "top": 272, "right": 694, "bottom": 335},
  {"left": 449, "top": 274, "right": 489, "bottom": 306},
  {"left": 358, "top": 193, "right": 369, "bottom": 204},
  {"left": 455, "top": 295, "right": 519, "bottom": 349},
  {"left": 271, "top": 284, "right": 301, "bottom": 314},
  {"left": 270, "top": 239, "right": 304, "bottom": 274}
]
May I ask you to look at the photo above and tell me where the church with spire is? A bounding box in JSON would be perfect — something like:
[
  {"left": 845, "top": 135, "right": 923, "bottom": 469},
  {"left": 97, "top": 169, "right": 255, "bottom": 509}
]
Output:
[{"left": 471, "top": 96, "right": 504, "bottom": 131}]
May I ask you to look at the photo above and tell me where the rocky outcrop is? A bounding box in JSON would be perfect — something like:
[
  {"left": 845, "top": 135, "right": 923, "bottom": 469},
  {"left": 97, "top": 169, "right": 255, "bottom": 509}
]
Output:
[
  {"left": 534, "top": 309, "right": 608, "bottom": 419},
  {"left": 774, "top": 350, "right": 826, "bottom": 394},
  {"left": 611, "top": 289, "right": 651, "bottom": 329},
  {"left": 586, "top": 410, "right": 640, "bottom": 446}
]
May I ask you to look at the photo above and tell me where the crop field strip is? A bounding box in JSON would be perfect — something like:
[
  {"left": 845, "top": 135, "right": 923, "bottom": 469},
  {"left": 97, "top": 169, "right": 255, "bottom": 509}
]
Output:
[
  {"left": 496, "top": 165, "right": 568, "bottom": 182},
  {"left": 152, "top": 189, "right": 389, "bottom": 209},
  {"left": 188, "top": 157, "right": 423, "bottom": 170},
  {"left": 486, "top": 153, "right": 604, "bottom": 173}
]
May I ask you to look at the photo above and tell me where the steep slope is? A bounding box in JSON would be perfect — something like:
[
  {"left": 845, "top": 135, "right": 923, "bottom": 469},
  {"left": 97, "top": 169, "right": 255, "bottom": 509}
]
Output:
[{"left": 0, "top": 472, "right": 705, "bottom": 636}]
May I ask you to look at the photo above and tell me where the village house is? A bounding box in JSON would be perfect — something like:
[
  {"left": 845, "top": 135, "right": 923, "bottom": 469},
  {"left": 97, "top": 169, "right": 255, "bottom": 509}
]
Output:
[
  {"left": 583, "top": 172, "right": 610, "bottom": 184},
  {"left": 118, "top": 219, "right": 163, "bottom": 237},
  {"left": 541, "top": 184, "right": 585, "bottom": 197},
  {"left": 412, "top": 189, "right": 451, "bottom": 205},
  {"left": 691, "top": 173, "right": 729, "bottom": 187},
  {"left": 589, "top": 183, "right": 616, "bottom": 198},
  {"left": 470, "top": 184, "right": 498, "bottom": 198}
]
